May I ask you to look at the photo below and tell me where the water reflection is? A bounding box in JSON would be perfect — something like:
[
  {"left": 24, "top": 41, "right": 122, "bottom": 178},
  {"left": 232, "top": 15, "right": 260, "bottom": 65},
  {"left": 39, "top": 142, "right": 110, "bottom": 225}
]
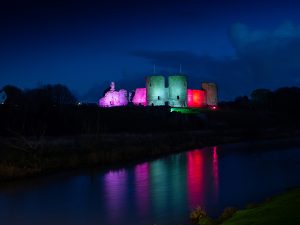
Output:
[
  {"left": 134, "top": 163, "right": 150, "bottom": 217},
  {"left": 150, "top": 160, "right": 168, "bottom": 217},
  {"left": 1, "top": 142, "right": 299, "bottom": 225},
  {"left": 104, "top": 170, "right": 128, "bottom": 224},
  {"left": 213, "top": 146, "right": 219, "bottom": 200},
  {"left": 100, "top": 147, "right": 219, "bottom": 224},
  {"left": 187, "top": 149, "right": 205, "bottom": 208}
]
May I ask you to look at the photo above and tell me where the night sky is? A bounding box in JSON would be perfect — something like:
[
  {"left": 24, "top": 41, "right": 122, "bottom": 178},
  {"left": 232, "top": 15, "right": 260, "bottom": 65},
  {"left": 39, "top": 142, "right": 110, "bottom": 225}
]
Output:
[{"left": 1, "top": 0, "right": 300, "bottom": 101}]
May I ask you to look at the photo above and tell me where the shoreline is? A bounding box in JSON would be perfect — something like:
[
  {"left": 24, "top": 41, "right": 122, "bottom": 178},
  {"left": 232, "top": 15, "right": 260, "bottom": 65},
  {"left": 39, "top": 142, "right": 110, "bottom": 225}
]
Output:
[{"left": 1, "top": 127, "right": 300, "bottom": 183}]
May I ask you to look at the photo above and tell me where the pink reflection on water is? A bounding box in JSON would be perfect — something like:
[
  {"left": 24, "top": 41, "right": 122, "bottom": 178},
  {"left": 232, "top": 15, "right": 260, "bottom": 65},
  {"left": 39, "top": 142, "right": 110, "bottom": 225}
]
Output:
[
  {"left": 213, "top": 146, "right": 219, "bottom": 200},
  {"left": 134, "top": 163, "right": 150, "bottom": 217},
  {"left": 104, "top": 170, "right": 128, "bottom": 223},
  {"left": 187, "top": 150, "right": 204, "bottom": 208}
]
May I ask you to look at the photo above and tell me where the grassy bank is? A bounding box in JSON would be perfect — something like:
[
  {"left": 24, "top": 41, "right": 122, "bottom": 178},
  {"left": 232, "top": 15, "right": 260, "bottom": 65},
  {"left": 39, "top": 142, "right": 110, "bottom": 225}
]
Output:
[
  {"left": 220, "top": 188, "right": 300, "bottom": 225},
  {"left": 1, "top": 127, "right": 300, "bottom": 182}
]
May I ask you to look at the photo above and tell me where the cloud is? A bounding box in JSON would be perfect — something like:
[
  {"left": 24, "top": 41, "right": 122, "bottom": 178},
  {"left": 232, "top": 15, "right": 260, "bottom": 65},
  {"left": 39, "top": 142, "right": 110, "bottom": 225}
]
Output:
[
  {"left": 131, "top": 22, "right": 300, "bottom": 99},
  {"left": 230, "top": 21, "right": 300, "bottom": 85},
  {"left": 131, "top": 51, "right": 250, "bottom": 99},
  {"left": 80, "top": 72, "right": 146, "bottom": 102}
]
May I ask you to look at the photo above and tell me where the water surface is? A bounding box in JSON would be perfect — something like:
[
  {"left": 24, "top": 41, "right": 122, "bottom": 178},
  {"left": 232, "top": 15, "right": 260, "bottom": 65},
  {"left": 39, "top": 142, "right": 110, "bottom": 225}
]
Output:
[{"left": 0, "top": 139, "right": 300, "bottom": 225}]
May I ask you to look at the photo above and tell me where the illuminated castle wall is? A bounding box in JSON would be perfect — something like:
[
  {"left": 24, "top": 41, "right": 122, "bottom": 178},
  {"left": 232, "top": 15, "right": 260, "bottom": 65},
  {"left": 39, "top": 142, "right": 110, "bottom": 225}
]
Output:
[
  {"left": 132, "top": 88, "right": 147, "bottom": 106},
  {"left": 168, "top": 76, "right": 187, "bottom": 107},
  {"left": 145, "top": 75, "right": 189, "bottom": 107},
  {"left": 144, "top": 75, "right": 217, "bottom": 108},
  {"left": 99, "top": 76, "right": 218, "bottom": 108},
  {"left": 99, "top": 82, "right": 128, "bottom": 107},
  {"left": 146, "top": 76, "right": 168, "bottom": 106},
  {"left": 187, "top": 89, "right": 206, "bottom": 107},
  {"left": 202, "top": 83, "right": 218, "bottom": 106}
]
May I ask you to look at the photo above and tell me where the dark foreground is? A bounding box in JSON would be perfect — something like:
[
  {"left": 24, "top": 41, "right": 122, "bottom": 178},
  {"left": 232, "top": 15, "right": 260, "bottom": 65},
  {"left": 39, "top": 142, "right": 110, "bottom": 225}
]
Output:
[{"left": 1, "top": 127, "right": 300, "bottom": 182}]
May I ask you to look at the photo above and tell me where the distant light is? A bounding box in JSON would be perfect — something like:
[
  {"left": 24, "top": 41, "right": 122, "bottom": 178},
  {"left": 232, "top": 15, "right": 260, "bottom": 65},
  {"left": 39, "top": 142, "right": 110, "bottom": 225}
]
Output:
[
  {"left": 77, "top": 102, "right": 82, "bottom": 106},
  {"left": 212, "top": 106, "right": 217, "bottom": 110}
]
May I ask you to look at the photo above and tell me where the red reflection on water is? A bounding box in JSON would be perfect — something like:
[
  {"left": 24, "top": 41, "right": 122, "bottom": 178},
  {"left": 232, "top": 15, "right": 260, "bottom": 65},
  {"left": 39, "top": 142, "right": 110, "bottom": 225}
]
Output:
[
  {"left": 213, "top": 146, "right": 219, "bottom": 198},
  {"left": 187, "top": 150, "right": 204, "bottom": 208},
  {"left": 104, "top": 170, "right": 127, "bottom": 223},
  {"left": 134, "top": 163, "right": 150, "bottom": 217},
  {"left": 187, "top": 147, "right": 220, "bottom": 209}
]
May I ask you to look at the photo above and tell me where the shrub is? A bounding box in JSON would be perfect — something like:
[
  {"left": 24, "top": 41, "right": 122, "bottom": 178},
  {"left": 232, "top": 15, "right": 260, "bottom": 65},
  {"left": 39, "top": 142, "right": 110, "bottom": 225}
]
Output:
[
  {"left": 190, "top": 207, "right": 215, "bottom": 225},
  {"left": 218, "top": 207, "right": 237, "bottom": 223},
  {"left": 246, "top": 202, "right": 259, "bottom": 209}
]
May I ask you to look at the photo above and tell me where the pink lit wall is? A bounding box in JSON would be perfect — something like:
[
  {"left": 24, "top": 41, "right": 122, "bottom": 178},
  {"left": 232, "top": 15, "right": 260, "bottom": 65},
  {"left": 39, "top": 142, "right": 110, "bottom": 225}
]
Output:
[
  {"left": 132, "top": 88, "right": 147, "bottom": 106},
  {"left": 99, "top": 89, "right": 128, "bottom": 107},
  {"left": 187, "top": 89, "right": 193, "bottom": 107}
]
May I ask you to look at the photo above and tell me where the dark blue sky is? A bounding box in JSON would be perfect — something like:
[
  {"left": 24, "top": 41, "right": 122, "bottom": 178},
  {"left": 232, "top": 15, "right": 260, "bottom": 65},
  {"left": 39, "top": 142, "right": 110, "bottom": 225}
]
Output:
[{"left": 1, "top": 0, "right": 300, "bottom": 101}]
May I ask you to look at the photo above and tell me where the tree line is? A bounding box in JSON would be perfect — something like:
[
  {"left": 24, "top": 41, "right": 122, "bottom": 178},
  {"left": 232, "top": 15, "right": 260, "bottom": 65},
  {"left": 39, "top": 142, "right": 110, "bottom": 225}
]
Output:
[
  {"left": 0, "top": 84, "right": 299, "bottom": 137},
  {"left": 220, "top": 87, "right": 300, "bottom": 112},
  {"left": 1, "top": 84, "right": 77, "bottom": 107}
]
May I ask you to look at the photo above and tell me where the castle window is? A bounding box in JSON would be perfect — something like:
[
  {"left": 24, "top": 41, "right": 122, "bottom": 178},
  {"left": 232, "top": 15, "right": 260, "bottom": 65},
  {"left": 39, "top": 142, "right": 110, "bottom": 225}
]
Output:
[{"left": 177, "top": 95, "right": 179, "bottom": 100}]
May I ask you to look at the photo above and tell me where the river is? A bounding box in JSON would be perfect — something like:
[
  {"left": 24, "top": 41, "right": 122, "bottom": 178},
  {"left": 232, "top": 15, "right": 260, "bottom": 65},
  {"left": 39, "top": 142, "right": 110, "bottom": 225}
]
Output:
[{"left": 0, "top": 139, "right": 300, "bottom": 225}]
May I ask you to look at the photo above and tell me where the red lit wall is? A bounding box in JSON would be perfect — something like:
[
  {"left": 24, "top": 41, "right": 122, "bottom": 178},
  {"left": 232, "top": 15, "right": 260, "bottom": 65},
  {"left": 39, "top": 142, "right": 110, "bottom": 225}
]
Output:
[{"left": 187, "top": 89, "right": 206, "bottom": 108}]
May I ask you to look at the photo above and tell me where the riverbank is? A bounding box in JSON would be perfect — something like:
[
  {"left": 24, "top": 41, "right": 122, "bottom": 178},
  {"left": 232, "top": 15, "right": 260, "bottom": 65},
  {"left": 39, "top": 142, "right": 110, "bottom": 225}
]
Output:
[
  {"left": 1, "top": 127, "right": 300, "bottom": 182},
  {"left": 220, "top": 188, "right": 300, "bottom": 225}
]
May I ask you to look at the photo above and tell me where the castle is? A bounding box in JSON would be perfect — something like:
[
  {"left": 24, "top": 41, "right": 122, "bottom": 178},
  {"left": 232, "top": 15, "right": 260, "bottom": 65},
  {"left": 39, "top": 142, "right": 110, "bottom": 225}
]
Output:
[{"left": 99, "top": 75, "right": 218, "bottom": 108}]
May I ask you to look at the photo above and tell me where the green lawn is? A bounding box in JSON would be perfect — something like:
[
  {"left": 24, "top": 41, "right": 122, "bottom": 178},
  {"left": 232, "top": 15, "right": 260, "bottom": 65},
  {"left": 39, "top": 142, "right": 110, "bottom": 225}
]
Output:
[
  {"left": 170, "top": 107, "right": 211, "bottom": 113},
  {"left": 221, "top": 188, "right": 300, "bottom": 225}
]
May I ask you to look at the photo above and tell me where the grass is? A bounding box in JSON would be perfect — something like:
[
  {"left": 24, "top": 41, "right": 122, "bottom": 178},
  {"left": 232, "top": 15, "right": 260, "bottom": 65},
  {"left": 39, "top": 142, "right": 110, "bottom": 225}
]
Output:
[
  {"left": 170, "top": 107, "right": 211, "bottom": 114},
  {"left": 220, "top": 188, "right": 300, "bottom": 225}
]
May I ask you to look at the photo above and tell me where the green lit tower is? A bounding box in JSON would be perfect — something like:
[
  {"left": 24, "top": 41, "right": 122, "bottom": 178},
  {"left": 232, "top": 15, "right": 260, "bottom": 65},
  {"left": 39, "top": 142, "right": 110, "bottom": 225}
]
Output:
[
  {"left": 146, "top": 76, "right": 167, "bottom": 106},
  {"left": 168, "top": 75, "right": 187, "bottom": 107}
]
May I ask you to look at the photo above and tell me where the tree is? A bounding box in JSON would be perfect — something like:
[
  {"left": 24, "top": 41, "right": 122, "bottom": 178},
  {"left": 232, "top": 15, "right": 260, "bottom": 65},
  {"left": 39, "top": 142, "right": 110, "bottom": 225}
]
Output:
[
  {"left": 2, "top": 85, "right": 26, "bottom": 106},
  {"left": 273, "top": 87, "right": 300, "bottom": 111},
  {"left": 48, "top": 84, "right": 77, "bottom": 105},
  {"left": 234, "top": 96, "right": 250, "bottom": 109},
  {"left": 251, "top": 89, "right": 273, "bottom": 109},
  {"left": 26, "top": 84, "right": 77, "bottom": 106}
]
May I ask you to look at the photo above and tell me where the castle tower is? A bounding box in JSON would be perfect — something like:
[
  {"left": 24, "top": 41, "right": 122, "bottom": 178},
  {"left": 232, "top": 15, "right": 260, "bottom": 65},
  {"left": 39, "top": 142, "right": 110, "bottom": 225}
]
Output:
[
  {"left": 168, "top": 75, "right": 187, "bottom": 107},
  {"left": 201, "top": 82, "right": 218, "bottom": 106},
  {"left": 146, "top": 76, "right": 167, "bottom": 106}
]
